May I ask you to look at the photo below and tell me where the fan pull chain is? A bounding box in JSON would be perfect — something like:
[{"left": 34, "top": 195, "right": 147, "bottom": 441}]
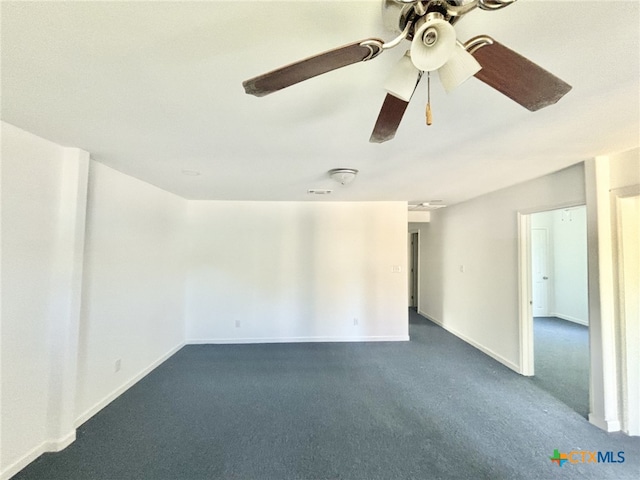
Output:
[{"left": 426, "top": 72, "right": 433, "bottom": 126}]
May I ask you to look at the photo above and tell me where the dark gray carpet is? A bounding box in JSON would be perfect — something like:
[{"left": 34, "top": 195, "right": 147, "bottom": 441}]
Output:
[
  {"left": 14, "top": 310, "right": 640, "bottom": 479},
  {"left": 532, "top": 316, "right": 589, "bottom": 418}
]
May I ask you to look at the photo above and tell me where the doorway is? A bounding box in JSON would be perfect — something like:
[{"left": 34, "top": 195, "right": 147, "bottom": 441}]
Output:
[
  {"left": 408, "top": 231, "right": 419, "bottom": 309},
  {"left": 518, "top": 206, "right": 590, "bottom": 417}
]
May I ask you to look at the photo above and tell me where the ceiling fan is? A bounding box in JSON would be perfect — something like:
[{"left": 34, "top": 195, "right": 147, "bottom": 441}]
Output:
[{"left": 242, "top": 0, "right": 572, "bottom": 143}]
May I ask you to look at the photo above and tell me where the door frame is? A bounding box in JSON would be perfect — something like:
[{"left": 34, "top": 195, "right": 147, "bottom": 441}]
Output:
[
  {"left": 612, "top": 186, "right": 640, "bottom": 435},
  {"left": 517, "top": 201, "right": 586, "bottom": 376},
  {"left": 408, "top": 229, "right": 420, "bottom": 310}
]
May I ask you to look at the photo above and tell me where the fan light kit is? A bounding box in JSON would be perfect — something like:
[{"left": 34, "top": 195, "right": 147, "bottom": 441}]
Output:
[
  {"left": 243, "top": 0, "right": 572, "bottom": 143},
  {"left": 329, "top": 168, "right": 359, "bottom": 185},
  {"left": 410, "top": 12, "right": 457, "bottom": 72}
]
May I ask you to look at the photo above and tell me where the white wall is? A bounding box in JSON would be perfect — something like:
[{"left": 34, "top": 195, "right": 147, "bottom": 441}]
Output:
[
  {"left": 608, "top": 148, "right": 640, "bottom": 189},
  {"left": 75, "top": 162, "right": 186, "bottom": 424},
  {"left": 1, "top": 123, "right": 187, "bottom": 479},
  {"left": 1, "top": 123, "right": 89, "bottom": 477},
  {"left": 417, "top": 164, "right": 586, "bottom": 372},
  {"left": 2, "top": 121, "right": 410, "bottom": 478},
  {"left": 531, "top": 207, "right": 588, "bottom": 325},
  {"left": 185, "top": 201, "right": 409, "bottom": 343},
  {"left": 551, "top": 207, "right": 588, "bottom": 324}
]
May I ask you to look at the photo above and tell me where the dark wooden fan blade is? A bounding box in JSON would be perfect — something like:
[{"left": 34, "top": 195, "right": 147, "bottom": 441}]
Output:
[
  {"left": 471, "top": 41, "right": 572, "bottom": 111},
  {"left": 369, "top": 94, "right": 412, "bottom": 143},
  {"left": 243, "top": 39, "right": 384, "bottom": 97},
  {"left": 370, "top": 73, "right": 422, "bottom": 144}
]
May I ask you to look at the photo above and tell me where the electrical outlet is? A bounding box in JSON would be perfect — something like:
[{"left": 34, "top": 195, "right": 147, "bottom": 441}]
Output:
[
  {"left": 235, "top": 320, "right": 241, "bottom": 328},
  {"left": 115, "top": 359, "right": 121, "bottom": 372}
]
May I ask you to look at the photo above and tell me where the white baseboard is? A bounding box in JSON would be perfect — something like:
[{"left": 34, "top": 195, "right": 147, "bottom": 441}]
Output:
[
  {"left": 0, "top": 431, "right": 76, "bottom": 480},
  {"left": 418, "top": 310, "right": 521, "bottom": 373},
  {"left": 74, "top": 341, "right": 184, "bottom": 428},
  {"left": 589, "top": 413, "right": 621, "bottom": 433},
  {"left": 1, "top": 444, "right": 46, "bottom": 480},
  {"left": 187, "top": 335, "right": 409, "bottom": 345},
  {"left": 45, "top": 430, "right": 77, "bottom": 452},
  {"left": 550, "top": 312, "right": 588, "bottom": 326}
]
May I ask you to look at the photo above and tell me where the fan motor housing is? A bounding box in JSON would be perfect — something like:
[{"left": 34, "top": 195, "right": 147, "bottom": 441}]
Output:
[{"left": 382, "top": 0, "right": 463, "bottom": 36}]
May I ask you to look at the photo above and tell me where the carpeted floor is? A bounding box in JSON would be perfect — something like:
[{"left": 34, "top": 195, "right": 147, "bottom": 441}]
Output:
[
  {"left": 14, "top": 310, "right": 640, "bottom": 479},
  {"left": 531, "top": 316, "right": 589, "bottom": 418}
]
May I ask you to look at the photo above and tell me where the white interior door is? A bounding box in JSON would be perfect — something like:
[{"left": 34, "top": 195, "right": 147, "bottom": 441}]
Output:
[{"left": 532, "top": 228, "right": 550, "bottom": 317}]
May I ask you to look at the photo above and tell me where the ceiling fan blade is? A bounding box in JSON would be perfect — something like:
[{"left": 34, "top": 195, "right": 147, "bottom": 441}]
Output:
[
  {"left": 370, "top": 73, "right": 422, "bottom": 144},
  {"left": 369, "top": 94, "right": 411, "bottom": 143},
  {"left": 243, "top": 39, "right": 384, "bottom": 97},
  {"left": 470, "top": 40, "right": 572, "bottom": 111}
]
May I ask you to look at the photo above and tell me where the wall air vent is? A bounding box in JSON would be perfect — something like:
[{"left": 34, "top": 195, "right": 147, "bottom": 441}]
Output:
[{"left": 307, "top": 189, "right": 333, "bottom": 195}]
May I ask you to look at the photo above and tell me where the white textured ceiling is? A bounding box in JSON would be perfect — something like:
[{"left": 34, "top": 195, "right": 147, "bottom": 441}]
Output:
[{"left": 2, "top": 0, "right": 639, "bottom": 203}]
